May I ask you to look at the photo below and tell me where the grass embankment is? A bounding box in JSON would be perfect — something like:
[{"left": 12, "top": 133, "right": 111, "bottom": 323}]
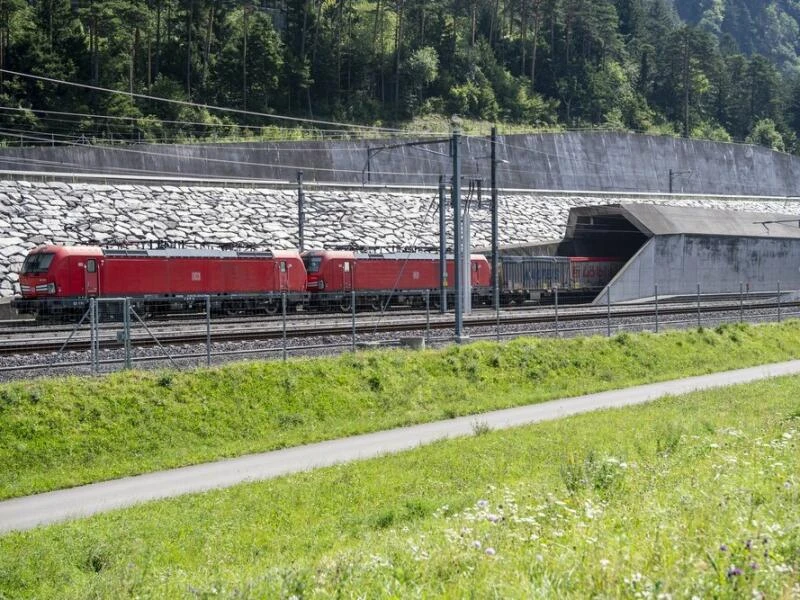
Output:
[
  {"left": 2, "top": 322, "right": 800, "bottom": 500},
  {"left": 1, "top": 368, "right": 799, "bottom": 597}
]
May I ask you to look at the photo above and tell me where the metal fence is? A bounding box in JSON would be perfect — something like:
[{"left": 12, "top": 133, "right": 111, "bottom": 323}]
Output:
[{"left": 1, "top": 284, "right": 798, "bottom": 379}]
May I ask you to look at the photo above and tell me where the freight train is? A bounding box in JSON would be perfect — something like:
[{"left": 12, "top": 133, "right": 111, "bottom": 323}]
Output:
[{"left": 12, "top": 243, "right": 624, "bottom": 319}]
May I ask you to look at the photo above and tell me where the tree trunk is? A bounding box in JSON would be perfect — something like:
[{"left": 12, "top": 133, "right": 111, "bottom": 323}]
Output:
[
  {"left": 530, "top": 0, "right": 542, "bottom": 92},
  {"left": 682, "top": 31, "right": 690, "bottom": 138},
  {"left": 201, "top": 3, "right": 215, "bottom": 88},
  {"left": 242, "top": 6, "right": 248, "bottom": 110},
  {"left": 521, "top": 0, "right": 527, "bottom": 74},
  {"left": 372, "top": 0, "right": 384, "bottom": 105},
  {"left": 186, "top": 0, "right": 193, "bottom": 95},
  {"left": 393, "top": 0, "right": 403, "bottom": 117},
  {"left": 154, "top": 0, "right": 161, "bottom": 80}
]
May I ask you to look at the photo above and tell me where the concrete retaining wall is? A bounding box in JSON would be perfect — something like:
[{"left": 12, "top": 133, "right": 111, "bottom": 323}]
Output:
[{"left": 3, "top": 132, "right": 800, "bottom": 195}]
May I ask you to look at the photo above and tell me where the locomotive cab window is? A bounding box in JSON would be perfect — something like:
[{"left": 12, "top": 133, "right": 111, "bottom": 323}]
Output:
[
  {"left": 343, "top": 262, "right": 350, "bottom": 272},
  {"left": 21, "top": 252, "right": 55, "bottom": 274},
  {"left": 280, "top": 261, "right": 287, "bottom": 273},
  {"left": 303, "top": 256, "right": 322, "bottom": 273},
  {"left": 86, "top": 259, "right": 97, "bottom": 273}
]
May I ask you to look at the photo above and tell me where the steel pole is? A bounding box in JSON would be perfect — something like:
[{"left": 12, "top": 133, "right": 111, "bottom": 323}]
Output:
[
  {"left": 491, "top": 126, "right": 499, "bottom": 311},
  {"left": 452, "top": 127, "right": 463, "bottom": 341},
  {"left": 297, "top": 171, "right": 305, "bottom": 252},
  {"left": 439, "top": 175, "right": 447, "bottom": 314}
]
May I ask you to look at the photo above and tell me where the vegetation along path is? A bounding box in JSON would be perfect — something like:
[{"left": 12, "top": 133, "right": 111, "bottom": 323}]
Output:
[{"left": 3, "top": 357, "right": 800, "bottom": 534}]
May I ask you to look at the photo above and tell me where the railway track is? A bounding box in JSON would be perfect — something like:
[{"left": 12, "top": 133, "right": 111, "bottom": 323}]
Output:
[{"left": 0, "top": 299, "right": 796, "bottom": 355}]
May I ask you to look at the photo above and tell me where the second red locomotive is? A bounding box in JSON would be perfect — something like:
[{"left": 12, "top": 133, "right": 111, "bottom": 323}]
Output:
[{"left": 302, "top": 249, "right": 491, "bottom": 311}]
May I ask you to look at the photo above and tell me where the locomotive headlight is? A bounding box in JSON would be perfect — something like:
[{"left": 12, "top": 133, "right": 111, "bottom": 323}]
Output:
[
  {"left": 47, "top": 283, "right": 56, "bottom": 294},
  {"left": 318, "top": 279, "right": 325, "bottom": 290}
]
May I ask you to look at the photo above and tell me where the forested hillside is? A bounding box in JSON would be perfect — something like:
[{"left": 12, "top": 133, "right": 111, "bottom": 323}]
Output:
[
  {"left": 2, "top": 0, "right": 800, "bottom": 155},
  {"left": 674, "top": 0, "right": 800, "bottom": 72}
]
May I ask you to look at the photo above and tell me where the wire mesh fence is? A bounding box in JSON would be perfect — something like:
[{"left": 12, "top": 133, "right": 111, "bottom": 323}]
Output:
[{"left": 1, "top": 284, "right": 799, "bottom": 378}]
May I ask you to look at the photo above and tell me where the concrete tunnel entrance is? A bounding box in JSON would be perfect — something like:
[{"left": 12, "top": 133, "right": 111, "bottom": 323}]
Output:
[{"left": 498, "top": 203, "right": 800, "bottom": 304}]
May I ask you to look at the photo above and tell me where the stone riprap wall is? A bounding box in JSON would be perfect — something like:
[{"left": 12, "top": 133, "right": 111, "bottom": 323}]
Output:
[{"left": 1, "top": 179, "right": 800, "bottom": 297}]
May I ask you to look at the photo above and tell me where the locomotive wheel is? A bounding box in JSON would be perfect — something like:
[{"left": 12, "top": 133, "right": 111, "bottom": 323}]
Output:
[
  {"left": 339, "top": 297, "right": 353, "bottom": 312},
  {"left": 368, "top": 296, "right": 383, "bottom": 312},
  {"left": 263, "top": 301, "right": 279, "bottom": 315}
]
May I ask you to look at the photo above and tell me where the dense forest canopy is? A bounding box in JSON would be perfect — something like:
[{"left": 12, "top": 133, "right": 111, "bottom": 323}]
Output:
[{"left": 2, "top": 0, "right": 800, "bottom": 154}]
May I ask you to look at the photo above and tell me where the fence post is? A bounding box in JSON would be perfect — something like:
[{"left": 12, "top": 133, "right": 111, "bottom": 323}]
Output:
[
  {"left": 554, "top": 287, "right": 559, "bottom": 336},
  {"left": 654, "top": 284, "right": 659, "bottom": 333},
  {"left": 606, "top": 289, "right": 611, "bottom": 337},
  {"left": 206, "top": 295, "right": 212, "bottom": 367},
  {"left": 739, "top": 281, "right": 743, "bottom": 323},
  {"left": 351, "top": 290, "right": 357, "bottom": 352},
  {"left": 778, "top": 281, "right": 782, "bottom": 323},
  {"left": 282, "top": 292, "right": 288, "bottom": 361},
  {"left": 697, "top": 283, "right": 701, "bottom": 328},
  {"left": 124, "top": 298, "right": 131, "bottom": 369},
  {"left": 425, "top": 290, "right": 431, "bottom": 343},
  {"left": 90, "top": 297, "right": 98, "bottom": 374}
]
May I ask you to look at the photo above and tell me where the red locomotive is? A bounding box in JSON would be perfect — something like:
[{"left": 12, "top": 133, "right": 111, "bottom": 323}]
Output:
[
  {"left": 302, "top": 249, "right": 491, "bottom": 310},
  {"left": 14, "top": 244, "right": 307, "bottom": 318}
]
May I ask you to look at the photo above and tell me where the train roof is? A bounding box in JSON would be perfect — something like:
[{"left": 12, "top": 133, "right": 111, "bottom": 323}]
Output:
[
  {"left": 27, "top": 244, "right": 102, "bottom": 256},
  {"left": 101, "top": 248, "right": 300, "bottom": 259},
  {"left": 303, "top": 249, "right": 488, "bottom": 261},
  {"left": 24, "top": 244, "right": 300, "bottom": 259}
]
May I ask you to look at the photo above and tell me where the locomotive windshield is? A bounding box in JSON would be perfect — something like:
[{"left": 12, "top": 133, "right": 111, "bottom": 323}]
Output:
[
  {"left": 303, "top": 256, "right": 322, "bottom": 273},
  {"left": 21, "top": 252, "right": 55, "bottom": 274}
]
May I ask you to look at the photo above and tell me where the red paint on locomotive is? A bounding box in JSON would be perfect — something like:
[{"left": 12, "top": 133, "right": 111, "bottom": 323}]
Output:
[{"left": 17, "top": 244, "right": 307, "bottom": 300}]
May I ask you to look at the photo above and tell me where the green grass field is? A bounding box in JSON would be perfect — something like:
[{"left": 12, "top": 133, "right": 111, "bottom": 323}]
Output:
[
  {"left": 2, "top": 322, "right": 800, "bottom": 500},
  {"left": 1, "top": 367, "right": 798, "bottom": 598}
]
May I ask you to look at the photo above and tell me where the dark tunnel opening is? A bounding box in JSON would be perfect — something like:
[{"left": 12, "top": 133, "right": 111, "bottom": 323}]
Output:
[{"left": 558, "top": 215, "right": 649, "bottom": 259}]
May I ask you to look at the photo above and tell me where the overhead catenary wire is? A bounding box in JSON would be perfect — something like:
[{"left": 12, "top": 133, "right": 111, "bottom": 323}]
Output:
[{"left": 0, "top": 69, "right": 452, "bottom": 139}]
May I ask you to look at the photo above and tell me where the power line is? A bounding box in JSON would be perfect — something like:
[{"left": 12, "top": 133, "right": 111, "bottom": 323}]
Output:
[
  {"left": 0, "top": 68, "right": 446, "bottom": 136},
  {"left": 0, "top": 106, "right": 405, "bottom": 143}
]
